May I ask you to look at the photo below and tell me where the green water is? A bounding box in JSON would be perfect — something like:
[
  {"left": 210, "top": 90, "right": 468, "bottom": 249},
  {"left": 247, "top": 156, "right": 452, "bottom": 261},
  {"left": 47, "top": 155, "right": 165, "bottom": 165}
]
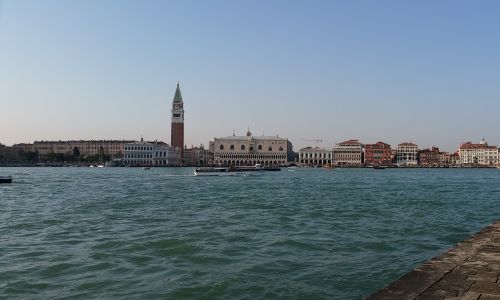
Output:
[{"left": 1, "top": 167, "right": 499, "bottom": 299}]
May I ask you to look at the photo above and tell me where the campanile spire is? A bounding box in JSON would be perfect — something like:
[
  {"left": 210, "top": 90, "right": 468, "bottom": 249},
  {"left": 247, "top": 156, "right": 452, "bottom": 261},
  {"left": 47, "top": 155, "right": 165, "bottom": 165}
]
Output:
[{"left": 171, "top": 82, "right": 184, "bottom": 160}]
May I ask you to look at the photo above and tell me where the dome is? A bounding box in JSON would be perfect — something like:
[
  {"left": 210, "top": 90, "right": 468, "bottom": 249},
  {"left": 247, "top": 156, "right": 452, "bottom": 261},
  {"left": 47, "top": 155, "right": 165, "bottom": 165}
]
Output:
[{"left": 479, "top": 138, "right": 487, "bottom": 146}]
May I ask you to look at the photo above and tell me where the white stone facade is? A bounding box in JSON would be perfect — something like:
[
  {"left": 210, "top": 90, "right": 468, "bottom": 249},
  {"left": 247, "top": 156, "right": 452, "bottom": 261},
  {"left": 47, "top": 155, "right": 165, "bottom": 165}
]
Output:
[
  {"left": 123, "top": 141, "right": 180, "bottom": 166},
  {"left": 397, "top": 143, "right": 418, "bottom": 166},
  {"left": 213, "top": 131, "right": 289, "bottom": 166},
  {"left": 459, "top": 139, "right": 498, "bottom": 166},
  {"left": 298, "top": 147, "right": 332, "bottom": 166}
]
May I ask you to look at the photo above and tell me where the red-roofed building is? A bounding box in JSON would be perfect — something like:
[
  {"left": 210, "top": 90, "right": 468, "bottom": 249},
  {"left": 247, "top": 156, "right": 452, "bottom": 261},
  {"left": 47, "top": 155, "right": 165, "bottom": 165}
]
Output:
[
  {"left": 418, "top": 146, "right": 441, "bottom": 167},
  {"left": 364, "top": 142, "right": 392, "bottom": 166},
  {"left": 333, "top": 139, "right": 363, "bottom": 166},
  {"left": 458, "top": 139, "right": 498, "bottom": 166}
]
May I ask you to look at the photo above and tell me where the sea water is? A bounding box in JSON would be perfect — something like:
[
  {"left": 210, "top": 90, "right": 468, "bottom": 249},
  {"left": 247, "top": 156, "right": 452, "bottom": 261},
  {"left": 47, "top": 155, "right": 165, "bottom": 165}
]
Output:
[{"left": 1, "top": 167, "right": 499, "bottom": 299}]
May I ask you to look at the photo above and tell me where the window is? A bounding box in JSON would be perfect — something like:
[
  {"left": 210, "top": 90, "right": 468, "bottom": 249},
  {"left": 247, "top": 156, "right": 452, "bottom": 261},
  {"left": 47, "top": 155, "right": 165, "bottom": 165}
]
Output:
[
  {"left": 258, "top": 145, "right": 262, "bottom": 150},
  {"left": 220, "top": 145, "right": 224, "bottom": 150},
  {"left": 230, "top": 145, "right": 235, "bottom": 150},
  {"left": 279, "top": 147, "right": 283, "bottom": 152},
  {"left": 241, "top": 145, "right": 245, "bottom": 150},
  {"left": 268, "top": 146, "right": 272, "bottom": 151}
]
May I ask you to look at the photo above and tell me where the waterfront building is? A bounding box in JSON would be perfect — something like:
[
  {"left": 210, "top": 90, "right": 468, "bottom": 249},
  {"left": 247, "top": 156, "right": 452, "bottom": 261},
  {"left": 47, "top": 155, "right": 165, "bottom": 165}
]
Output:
[
  {"left": 458, "top": 139, "right": 498, "bottom": 166},
  {"left": 212, "top": 130, "right": 290, "bottom": 166},
  {"left": 364, "top": 142, "right": 392, "bottom": 166},
  {"left": 288, "top": 150, "right": 299, "bottom": 163},
  {"left": 171, "top": 82, "right": 185, "bottom": 159},
  {"left": 0, "top": 143, "right": 20, "bottom": 162},
  {"left": 298, "top": 147, "right": 332, "bottom": 166},
  {"left": 391, "top": 149, "right": 398, "bottom": 164},
  {"left": 332, "top": 139, "right": 363, "bottom": 166},
  {"left": 14, "top": 140, "right": 134, "bottom": 160},
  {"left": 12, "top": 143, "right": 34, "bottom": 153},
  {"left": 184, "top": 145, "right": 213, "bottom": 167},
  {"left": 418, "top": 146, "right": 441, "bottom": 167},
  {"left": 397, "top": 142, "right": 418, "bottom": 166},
  {"left": 123, "top": 140, "right": 179, "bottom": 166},
  {"left": 440, "top": 152, "right": 460, "bottom": 167}
]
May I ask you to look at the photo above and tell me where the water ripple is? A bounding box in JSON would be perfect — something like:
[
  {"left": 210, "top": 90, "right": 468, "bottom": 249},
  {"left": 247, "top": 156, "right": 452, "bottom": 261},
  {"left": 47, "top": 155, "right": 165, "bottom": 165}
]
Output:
[{"left": 0, "top": 167, "right": 499, "bottom": 299}]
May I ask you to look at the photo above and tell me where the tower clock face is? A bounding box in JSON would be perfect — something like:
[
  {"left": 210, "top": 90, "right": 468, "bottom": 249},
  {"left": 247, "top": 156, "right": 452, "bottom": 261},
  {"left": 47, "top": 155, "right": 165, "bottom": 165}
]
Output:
[{"left": 174, "top": 105, "right": 179, "bottom": 109}]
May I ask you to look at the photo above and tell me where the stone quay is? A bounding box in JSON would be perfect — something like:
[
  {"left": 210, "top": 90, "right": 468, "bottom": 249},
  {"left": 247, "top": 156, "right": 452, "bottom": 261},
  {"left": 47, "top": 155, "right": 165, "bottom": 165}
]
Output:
[{"left": 368, "top": 220, "right": 500, "bottom": 300}]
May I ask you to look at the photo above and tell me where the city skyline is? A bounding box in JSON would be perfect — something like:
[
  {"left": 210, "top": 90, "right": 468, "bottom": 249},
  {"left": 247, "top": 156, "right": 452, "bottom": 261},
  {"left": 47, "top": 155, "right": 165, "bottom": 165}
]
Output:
[{"left": 1, "top": 1, "right": 500, "bottom": 152}]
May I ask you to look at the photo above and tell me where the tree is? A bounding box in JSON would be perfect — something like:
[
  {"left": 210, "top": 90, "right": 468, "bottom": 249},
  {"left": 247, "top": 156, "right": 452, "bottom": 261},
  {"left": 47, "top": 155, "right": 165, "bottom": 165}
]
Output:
[{"left": 73, "top": 147, "right": 80, "bottom": 161}]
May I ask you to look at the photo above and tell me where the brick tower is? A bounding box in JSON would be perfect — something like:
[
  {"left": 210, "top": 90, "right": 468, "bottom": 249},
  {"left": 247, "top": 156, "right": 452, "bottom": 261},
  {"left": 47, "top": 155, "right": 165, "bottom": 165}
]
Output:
[{"left": 171, "top": 82, "right": 184, "bottom": 160}]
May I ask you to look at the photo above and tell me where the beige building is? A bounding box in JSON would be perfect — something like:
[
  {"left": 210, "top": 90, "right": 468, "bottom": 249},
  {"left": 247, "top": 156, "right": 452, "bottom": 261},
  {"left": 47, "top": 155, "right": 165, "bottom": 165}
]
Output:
[
  {"left": 298, "top": 147, "right": 332, "bottom": 166},
  {"left": 439, "top": 152, "right": 460, "bottom": 166},
  {"left": 184, "top": 145, "right": 213, "bottom": 167},
  {"left": 14, "top": 140, "right": 134, "bottom": 159},
  {"left": 213, "top": 130, "right": 290, "bottom": 166},
  {"left": 397, "top": 142, "right": 418, "bottom": 166},
  {"left": 333, "top": 139, "right": 363, "bottom": 166},
  {"left": 459, "top": 139, "right": 498, "bottom": 166},
  {"left": 12, "top": 143, "right": 35, "bottom": 153}
]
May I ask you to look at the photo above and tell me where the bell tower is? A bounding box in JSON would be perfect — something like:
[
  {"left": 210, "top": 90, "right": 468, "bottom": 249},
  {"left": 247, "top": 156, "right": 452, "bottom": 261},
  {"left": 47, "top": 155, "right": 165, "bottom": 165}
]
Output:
[{"left": 171, "top": 82, "right": 184, "bottom": 158}]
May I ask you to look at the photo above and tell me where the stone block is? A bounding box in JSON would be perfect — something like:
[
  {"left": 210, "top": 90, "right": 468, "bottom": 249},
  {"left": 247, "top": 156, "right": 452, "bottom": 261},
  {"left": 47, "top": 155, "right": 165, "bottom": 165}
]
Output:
[
  {"left": 443, "top": 290, "right": 480, "bottom": 300},
  {"left": 467, "top": 274, "right": 498, "bottom": 283},
  {"left": 480, "top": 294, "right": 500, "bottom": 300},
  {"left": 469, "top": 282, "right": 500, "bottom": 295}
]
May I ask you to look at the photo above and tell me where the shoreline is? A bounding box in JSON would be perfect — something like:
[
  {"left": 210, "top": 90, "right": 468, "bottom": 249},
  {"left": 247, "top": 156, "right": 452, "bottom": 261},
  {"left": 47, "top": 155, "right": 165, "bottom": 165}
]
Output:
[
  {"left": 1, "top": 164, "right": 498, "bottom": 169},
  {"left": 367, "top": 220, "right": 500, "bottom": 299}
]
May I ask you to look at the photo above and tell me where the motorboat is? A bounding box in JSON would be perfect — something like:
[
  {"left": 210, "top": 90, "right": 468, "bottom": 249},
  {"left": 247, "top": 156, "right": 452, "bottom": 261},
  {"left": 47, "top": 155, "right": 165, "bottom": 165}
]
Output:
[
  {"left": 0, "top": 176, "right": 13, "bottom": 183},
  {"left": 194, "top": 167, "right": 231, "bottom": 176},
  {"left": 194, "top": 164, "right": 280, "bottom": 176}
]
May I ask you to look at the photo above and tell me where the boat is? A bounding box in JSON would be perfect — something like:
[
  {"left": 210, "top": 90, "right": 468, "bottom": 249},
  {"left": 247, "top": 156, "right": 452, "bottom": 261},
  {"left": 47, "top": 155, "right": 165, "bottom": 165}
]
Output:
[
  {"left": 0, "top": 176, "right": 13, "bottom": 183},
  {"left": 373, "top": 166, "right": 387, "bottom": 170},
  {"left": 143, "top": 167, "right": 151, "bottom": 170},
  {"left": 194, "top": 167, "right": 231, "bottom": 176},
  {"left": 194, "top": 164, "right": 280, "bottom": 176},
  {"left": 97, "top": 165, "right": 104, "bottom": 168}
]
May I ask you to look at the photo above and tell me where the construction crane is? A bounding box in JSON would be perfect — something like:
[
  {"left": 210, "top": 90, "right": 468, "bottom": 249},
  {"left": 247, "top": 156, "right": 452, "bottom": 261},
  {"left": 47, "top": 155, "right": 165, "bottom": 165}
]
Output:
[{"left": 299, "top": 138, "right": 323, "bottom": 147}]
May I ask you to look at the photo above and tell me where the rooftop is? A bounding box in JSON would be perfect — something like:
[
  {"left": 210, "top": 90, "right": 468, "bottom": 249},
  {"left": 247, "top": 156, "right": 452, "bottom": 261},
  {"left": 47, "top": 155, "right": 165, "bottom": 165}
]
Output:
[
  {"left": 33, "top": 140, "right": 136, "bottom": 144},
  {"left": 365, "top": 142, "right": 391, "bottom": 148},
  {"left": 299, "top": 147, "right": 331, "bottom": 151},
  {"left": 398, "top": 142, "right": 418, "bottom": 147},
  {"left": 216, "top": 136, "right": 287, "bottom": 141},
  {"left": 337, "top": 139, "right": 362, "bottom": 146},
  {"left": 459, "top": 141, "right": 498, "bottom": 150}
]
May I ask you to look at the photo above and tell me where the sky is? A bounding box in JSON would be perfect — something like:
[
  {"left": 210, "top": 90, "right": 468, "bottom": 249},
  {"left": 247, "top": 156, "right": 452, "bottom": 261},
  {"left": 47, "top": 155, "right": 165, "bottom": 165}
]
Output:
[{"left": 1, "top": 0, "right": 499, "bottom": 152}]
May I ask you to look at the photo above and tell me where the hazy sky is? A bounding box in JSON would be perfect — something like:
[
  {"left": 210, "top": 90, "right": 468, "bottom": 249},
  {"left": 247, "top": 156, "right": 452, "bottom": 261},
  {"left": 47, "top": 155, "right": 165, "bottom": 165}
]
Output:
[{"left": 1, "top": 1, "right": 499, "bottom": 151}]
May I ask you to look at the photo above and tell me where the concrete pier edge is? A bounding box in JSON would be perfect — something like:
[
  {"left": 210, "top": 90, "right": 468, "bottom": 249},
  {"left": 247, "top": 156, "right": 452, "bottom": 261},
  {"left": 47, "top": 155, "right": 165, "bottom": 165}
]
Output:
[{"left": 367, "top": 220, "right": 500, "bottom": 299}]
